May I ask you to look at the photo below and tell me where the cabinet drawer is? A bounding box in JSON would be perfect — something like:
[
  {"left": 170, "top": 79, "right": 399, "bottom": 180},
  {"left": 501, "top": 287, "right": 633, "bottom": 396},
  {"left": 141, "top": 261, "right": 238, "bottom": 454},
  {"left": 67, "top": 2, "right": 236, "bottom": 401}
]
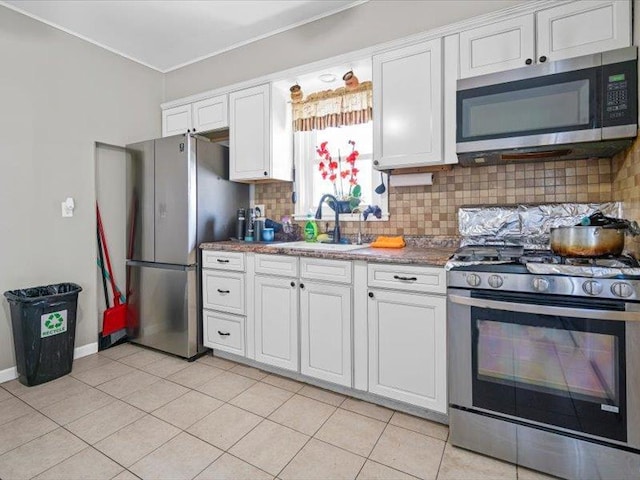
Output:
[
  {"left": 202, "top": 250, "right": 245, "bottom": 271},
  {"left": 300, "top": 258, "right": 352, "bottom": 284},
  {"left": 368, "top": 263, "right": 446, "bottom": 294},
  {"left": 202, "top": 271, "right": 245, "bottom": 315},
  {"left": 255, "top": 254, "right": 298, "bottom": 277},
  {"left": 203, "top": 310, "right": 245, "bottom": 355}
]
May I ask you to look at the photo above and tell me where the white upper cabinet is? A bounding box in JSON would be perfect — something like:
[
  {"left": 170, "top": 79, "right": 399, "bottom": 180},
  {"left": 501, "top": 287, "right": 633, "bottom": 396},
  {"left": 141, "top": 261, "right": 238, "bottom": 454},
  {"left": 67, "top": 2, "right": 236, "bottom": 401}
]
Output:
[
  {"left": 536, "top": 0, "right": 631, "bottom": 63},
  {"left": 230, "top": 84, "right": 269, "bottom": 180},
  {"left": 162, "top": 104, "right": 192, "bottom": 137},
  {"left": 229, "top": 83, "right": 292, "bottom": 182},
  {"left": 162, "top": 94, "right": 228, "bottom": 137},
  {"left": 459, "top": 0, "right": 631, "bottom": 79},
  {"left": 192, "top": 94, "right": 228, "bottom": 133},
  {"left": 373, "top": 39, "right": 443, "bottom": 169},
  {"left": 459, "top": 14, "right": 535, "bottom": 78}
]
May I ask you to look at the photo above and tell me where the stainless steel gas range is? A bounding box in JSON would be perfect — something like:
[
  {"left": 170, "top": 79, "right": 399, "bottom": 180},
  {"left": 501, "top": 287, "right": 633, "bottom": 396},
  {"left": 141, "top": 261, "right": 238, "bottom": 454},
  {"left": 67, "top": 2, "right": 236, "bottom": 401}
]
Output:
[{"left": 447, "top": 245, "right": 640, "bottom": 480}]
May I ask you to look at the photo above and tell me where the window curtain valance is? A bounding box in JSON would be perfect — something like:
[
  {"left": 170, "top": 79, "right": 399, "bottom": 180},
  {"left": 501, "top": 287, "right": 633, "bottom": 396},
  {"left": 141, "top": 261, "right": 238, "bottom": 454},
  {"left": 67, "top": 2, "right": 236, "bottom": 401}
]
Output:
[{"left": 292, "top": 81, "right": 373, "bottom": 132}]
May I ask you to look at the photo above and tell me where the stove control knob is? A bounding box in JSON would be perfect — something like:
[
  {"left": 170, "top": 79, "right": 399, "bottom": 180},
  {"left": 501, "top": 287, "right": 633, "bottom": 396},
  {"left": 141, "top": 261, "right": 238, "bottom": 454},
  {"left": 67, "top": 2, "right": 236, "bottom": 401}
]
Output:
[
  {"left": 466, "top": 274, "right": 481, "bottom": 287},
  {"left": 611, "top": 282, "right": 634, "bottom": 298},
  {"left": 532, "top": 277, "right": 549, "bottom": 292},
  {"left": 582, "top": 280, "right": 603, "bottom": 296},
  {"left": 488, "top": 275, "right": 503, "bottom": 289}
]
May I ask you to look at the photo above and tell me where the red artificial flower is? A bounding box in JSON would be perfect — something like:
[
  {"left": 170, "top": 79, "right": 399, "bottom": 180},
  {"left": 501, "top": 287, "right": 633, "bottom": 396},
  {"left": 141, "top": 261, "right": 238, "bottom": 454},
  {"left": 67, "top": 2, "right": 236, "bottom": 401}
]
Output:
[{"left": 316, "top": 140, "right": 360, "bottom": 193}]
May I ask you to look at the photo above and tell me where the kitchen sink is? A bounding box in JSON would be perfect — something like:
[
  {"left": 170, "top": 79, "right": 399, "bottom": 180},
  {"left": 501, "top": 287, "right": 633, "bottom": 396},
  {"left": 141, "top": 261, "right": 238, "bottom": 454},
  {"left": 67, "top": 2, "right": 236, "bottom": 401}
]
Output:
[{"left": 267, "top": 241, "right": 370, "bottom": 252}]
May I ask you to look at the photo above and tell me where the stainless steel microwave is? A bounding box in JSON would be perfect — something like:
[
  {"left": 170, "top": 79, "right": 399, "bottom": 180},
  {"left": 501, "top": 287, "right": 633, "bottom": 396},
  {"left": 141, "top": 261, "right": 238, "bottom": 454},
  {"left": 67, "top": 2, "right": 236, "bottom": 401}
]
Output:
[{"left": 456, "top": 47, "right": 638, "bottom": 166}]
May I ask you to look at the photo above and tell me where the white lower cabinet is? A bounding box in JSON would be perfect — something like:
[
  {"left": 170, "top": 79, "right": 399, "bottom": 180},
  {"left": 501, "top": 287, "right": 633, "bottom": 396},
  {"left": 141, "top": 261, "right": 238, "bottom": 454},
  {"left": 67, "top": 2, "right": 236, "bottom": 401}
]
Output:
[
  {"left": 300, "top": 281, "right": 352, "bottom": 387},
  {"left": 254, "top": 275, "right": 299, "bottom": 371},
  {"left": 203, "top": 310, "right": 245, "bottom": 356},
  {"left": 203, "top": 249, "right": 447, "bottom": 414},
  {"left": 201, "top": 263, "right": 247, "bottom": 357},
  {"left": 368, "top": 288, "right": 447, "bottom": 413},
  {"left": 202, "top": 270, "right": 245, "bottom": 316}
]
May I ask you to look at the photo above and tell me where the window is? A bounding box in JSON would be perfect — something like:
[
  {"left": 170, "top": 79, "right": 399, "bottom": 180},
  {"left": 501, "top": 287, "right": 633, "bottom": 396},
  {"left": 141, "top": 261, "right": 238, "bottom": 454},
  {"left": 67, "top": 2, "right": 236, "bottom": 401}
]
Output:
[{"left": 293, "top": 122, "right": 388, "bottom": 221}]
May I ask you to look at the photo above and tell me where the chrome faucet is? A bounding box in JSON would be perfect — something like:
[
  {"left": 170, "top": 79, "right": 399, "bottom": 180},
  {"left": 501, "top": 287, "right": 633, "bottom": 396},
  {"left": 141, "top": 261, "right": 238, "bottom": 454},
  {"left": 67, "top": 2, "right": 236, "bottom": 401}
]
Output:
[{"left": 315, "top": 194, "right": 341, "bottom": 243}]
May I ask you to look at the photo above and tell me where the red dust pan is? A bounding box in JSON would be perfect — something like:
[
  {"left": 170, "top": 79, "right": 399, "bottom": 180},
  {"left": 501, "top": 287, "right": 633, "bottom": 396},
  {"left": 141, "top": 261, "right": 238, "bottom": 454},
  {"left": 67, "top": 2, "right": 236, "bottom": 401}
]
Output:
[{"left": 97, "top": 204, "right": 127, "bottom": 336}]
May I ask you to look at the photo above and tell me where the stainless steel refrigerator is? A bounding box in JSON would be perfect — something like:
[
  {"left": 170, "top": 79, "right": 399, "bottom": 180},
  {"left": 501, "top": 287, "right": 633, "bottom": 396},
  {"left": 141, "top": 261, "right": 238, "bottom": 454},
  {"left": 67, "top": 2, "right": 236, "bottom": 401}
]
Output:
[{"left": 125, "top": 134, "right": 249, "bottom": 359}]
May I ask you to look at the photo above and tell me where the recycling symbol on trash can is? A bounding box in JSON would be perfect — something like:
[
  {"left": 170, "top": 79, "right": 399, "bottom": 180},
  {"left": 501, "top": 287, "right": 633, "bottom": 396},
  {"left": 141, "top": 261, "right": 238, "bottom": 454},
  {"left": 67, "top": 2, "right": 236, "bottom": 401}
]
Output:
[{"left": 45, "top": 313, "right": 63, "bottom": 330}]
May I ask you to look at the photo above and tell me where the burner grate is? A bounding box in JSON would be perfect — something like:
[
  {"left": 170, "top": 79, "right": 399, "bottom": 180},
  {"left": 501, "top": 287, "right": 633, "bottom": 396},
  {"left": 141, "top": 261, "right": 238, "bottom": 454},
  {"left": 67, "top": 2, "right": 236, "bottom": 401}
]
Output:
[{"left": 453, "top": 245, "right": 524, "bottom": 263}]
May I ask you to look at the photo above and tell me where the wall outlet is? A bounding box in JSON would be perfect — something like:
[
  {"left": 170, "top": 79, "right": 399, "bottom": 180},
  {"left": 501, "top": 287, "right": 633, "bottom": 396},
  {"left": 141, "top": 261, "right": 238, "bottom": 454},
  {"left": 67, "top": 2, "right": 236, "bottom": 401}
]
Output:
[{"left": 254, "top": 204, "right": 266, "bottom": 218}]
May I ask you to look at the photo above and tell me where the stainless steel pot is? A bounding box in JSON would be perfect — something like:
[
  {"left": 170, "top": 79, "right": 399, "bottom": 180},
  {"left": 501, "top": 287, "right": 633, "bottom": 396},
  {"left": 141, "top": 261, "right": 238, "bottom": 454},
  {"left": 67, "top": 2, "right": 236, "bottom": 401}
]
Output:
[{"left": 550, "top": 226, "right": 626, "bottom": 257}]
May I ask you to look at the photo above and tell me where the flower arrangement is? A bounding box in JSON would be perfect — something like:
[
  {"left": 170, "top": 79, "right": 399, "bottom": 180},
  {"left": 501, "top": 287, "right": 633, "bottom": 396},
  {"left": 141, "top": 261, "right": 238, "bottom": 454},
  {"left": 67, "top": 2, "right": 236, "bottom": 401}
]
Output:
[{"left": 316, "top": 140, "right": 362, "bottom": 209}]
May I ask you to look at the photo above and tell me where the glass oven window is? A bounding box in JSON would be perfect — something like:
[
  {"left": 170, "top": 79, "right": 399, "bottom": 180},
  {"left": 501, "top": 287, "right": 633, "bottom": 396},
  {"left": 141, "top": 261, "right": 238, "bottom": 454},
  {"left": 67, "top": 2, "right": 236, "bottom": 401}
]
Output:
[
  {"left": 477, "top": 320, "right": 618, "bottom": 404},
  {"left": 471, "top": 302, "right": 626, "bottom": 442}
]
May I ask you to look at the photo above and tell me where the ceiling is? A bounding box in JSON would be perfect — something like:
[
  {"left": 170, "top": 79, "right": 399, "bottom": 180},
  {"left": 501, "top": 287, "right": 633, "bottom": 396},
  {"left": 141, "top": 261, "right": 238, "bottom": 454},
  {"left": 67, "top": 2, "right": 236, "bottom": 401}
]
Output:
[{"left": 2, "top": 0, "right": 366, "bottom": 72}]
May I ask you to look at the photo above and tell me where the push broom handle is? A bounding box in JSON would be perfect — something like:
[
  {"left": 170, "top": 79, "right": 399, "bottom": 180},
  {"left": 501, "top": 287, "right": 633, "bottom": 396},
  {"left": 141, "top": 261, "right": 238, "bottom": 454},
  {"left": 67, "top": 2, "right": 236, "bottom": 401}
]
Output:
[{"left": 96, "top": 204, "right": 120, "bottom": 306}]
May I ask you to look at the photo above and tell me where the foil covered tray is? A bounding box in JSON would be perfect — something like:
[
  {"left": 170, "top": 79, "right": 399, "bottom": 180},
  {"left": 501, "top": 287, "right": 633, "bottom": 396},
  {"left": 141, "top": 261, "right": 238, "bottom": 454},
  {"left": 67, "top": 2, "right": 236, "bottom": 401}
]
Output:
[{"left": 458, "top": 202, "right": 622, "bottom": 248}]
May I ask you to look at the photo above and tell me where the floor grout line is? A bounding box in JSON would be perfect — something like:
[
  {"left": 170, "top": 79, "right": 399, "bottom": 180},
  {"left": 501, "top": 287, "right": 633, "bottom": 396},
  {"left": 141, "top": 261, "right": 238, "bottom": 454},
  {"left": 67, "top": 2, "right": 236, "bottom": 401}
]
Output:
[
  {"left": 274, "top": 399, "right": 340, "bottom": 479},
  {"left": 1, "top": 347, "right": 458, "bottom": 480}
]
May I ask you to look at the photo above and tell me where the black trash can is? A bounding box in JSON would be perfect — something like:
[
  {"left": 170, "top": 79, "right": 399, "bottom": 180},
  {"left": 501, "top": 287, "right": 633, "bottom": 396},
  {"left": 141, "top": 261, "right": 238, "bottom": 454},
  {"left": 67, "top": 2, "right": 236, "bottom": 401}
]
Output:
[{"left": 4, "top": 283, "right": 82, "bottom": 386}]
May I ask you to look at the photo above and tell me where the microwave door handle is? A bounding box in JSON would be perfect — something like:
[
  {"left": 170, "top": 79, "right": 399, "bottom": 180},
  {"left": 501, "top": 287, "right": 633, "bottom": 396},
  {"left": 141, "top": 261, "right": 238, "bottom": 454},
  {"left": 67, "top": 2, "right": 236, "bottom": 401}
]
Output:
[{"left": 447, "top": 294, "right": 640, "bottom": 322}]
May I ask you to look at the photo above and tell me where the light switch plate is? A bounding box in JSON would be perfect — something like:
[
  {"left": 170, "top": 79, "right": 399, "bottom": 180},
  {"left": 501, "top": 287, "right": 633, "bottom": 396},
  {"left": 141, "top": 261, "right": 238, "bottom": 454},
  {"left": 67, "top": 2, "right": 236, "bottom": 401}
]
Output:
[
  {"left": 61, "top": 197, "right": 74, "bottom": 217},
  {"left": 61, "top": 202, "right": 73, "bottom": 217}
]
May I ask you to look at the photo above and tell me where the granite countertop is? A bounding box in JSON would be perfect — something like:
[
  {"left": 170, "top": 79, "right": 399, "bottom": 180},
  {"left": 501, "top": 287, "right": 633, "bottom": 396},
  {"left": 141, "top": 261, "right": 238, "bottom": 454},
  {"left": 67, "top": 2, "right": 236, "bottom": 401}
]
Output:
[{"left": 200, "top": 240, "right": 457, "bottom": 267}]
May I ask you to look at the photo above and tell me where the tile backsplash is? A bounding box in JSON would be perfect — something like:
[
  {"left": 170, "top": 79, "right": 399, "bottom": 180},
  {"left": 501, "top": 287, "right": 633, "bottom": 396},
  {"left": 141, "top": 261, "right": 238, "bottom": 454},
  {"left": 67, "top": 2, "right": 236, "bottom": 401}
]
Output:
[
  {"left": 255, "top": 158, "right": 614, "bottom": 237},
  {"left": 612, "top": 136, "right": 640, "bottom": 257}
]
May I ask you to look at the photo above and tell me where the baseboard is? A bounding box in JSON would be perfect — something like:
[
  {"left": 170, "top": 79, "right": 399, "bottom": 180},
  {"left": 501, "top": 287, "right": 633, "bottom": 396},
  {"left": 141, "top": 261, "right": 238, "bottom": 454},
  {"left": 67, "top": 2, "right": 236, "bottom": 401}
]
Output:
[
  {"left": 0, "top": 367, "right": 17, "bottom": 384},
  {"left": 0, "top": 342, "right": 99, "bottom": 384},
  {"left": 74, "top": 342, "right": 98, "bottom": 359}
]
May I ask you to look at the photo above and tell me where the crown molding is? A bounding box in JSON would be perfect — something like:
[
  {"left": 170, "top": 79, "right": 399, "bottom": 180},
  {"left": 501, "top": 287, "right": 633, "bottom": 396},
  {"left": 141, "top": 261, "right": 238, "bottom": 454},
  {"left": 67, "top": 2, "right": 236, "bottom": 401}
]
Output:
[{"left": 161, "top": 0, "right": 571, "bottom": 109}]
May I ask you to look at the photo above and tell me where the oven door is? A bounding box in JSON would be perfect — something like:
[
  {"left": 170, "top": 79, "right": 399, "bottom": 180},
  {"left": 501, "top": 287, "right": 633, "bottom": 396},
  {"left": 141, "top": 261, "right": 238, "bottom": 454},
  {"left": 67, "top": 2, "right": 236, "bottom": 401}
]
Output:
[
  {"left": 456, "top": 60, "right": 600, "bottom": 154},
  {"left": 448, "top": 288, "right": 640, "bottom": 445}
]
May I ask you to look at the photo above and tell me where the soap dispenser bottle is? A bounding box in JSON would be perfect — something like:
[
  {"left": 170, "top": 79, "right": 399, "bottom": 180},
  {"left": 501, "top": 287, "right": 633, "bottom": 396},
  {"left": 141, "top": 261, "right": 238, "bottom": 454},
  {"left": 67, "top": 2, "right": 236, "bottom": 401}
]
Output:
[{"left": 304, "top": 214, "right": 318, "bottom": 242}]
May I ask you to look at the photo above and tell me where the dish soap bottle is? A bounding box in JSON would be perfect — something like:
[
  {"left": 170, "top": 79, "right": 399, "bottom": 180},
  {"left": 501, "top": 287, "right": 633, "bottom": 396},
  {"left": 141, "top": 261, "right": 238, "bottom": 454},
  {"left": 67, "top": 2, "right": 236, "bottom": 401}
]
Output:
[{"left": 304, "top": 215, "right": 318, "bottom": 242}]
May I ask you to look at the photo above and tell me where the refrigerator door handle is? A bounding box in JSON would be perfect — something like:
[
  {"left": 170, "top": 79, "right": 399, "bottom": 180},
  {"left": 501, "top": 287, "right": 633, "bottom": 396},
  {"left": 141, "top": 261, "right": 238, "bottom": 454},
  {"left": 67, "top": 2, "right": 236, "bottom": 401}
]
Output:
[{"left": 126, "top": 260, "right": 196, "bottom": 271}]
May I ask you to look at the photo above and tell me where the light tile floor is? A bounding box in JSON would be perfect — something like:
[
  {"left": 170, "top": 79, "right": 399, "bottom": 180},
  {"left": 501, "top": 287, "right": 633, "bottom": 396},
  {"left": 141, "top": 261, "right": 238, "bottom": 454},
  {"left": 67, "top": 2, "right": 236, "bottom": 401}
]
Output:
[{"left": 0, "top": 343, "right": 558, "bottom": 480}]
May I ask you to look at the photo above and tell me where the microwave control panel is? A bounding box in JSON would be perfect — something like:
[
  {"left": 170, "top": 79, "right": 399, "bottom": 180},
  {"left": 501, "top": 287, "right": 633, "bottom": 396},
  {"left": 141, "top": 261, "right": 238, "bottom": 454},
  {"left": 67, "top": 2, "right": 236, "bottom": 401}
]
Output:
[{"left": 602, "top": 60, "right": 637, "bottom": 127}]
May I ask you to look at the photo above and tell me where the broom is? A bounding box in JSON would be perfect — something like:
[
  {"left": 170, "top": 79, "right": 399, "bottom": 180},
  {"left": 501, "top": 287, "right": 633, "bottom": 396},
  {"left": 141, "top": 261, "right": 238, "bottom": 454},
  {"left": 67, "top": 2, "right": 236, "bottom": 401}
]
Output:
[{"left": 97, "top": 204, "right": 127, "bottom": 336}]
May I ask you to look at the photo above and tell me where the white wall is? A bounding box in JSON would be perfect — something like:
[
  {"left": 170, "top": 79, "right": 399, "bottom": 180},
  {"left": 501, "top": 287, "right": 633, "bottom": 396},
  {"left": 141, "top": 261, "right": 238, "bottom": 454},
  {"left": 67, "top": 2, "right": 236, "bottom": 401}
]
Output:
[
  {"left": 164, "top": 0, "right": 525, "bottom": 101},
  {"left": 0, "top": 5, "right": 163, "bottom": 372}
]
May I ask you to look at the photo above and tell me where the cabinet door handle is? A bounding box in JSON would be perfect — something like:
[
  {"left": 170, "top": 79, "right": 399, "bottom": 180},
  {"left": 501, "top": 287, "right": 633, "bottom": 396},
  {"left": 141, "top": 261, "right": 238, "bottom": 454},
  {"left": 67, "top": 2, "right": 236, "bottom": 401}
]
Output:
[
  {"left": 373, "top": 160, "right": 379, "bottom": 166},
  {"left": 368, "top": 291, "right": 374, "bottom": 298},
  {"left": 263, "top": 171, "right": 268, "bottom": 176},
  {"left": 217, "top": 331, "right": 230, "bottom": 336},
  {"left": 217, "top": 289, "right": 230, "bottom": 294},
  {"left": 300, "top": 283, "right": 305, "bottom": 289},
  {"left": 525, "top": 58, "right": 532, "bottom": 65},
  {"left": 216, "top": 259, "right": 229, "bottom": 263},
  {"left": 290, "top": 281, "right": 296, "bottom": 287},
  {"left": 393, "top": 275, "right": 417, "bottom": 282},
  {"left": 539, "top": 55, "right": 547, "bottom": 63}
]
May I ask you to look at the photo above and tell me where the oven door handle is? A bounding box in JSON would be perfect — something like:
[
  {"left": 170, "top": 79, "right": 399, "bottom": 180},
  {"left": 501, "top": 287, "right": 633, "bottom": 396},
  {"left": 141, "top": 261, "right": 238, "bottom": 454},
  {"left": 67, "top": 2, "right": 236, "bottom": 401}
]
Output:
[{"left": 448, "top": 294, "right": 640, "bottom": 322}]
